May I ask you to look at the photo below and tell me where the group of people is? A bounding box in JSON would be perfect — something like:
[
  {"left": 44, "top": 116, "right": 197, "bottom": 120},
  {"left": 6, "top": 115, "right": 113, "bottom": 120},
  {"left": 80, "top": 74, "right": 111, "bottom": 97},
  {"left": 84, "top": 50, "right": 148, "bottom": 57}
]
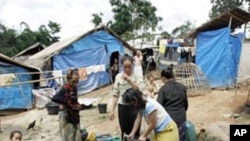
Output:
[
  {"left": 51, "top": 52, "right": 188, "bottom": 141},
  {"left": 8, "top": 50, "right": 188, "bottom": 141},
  {"left": 109, "top": 54, "right": 189, "bottom": 141}
]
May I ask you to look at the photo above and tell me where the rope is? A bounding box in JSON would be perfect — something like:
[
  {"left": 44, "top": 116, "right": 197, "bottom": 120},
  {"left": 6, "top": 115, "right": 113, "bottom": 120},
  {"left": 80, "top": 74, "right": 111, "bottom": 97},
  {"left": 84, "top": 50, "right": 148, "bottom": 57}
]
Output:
[
  {"left": 0, "top": 75, "right": 65, "bottom": 87},
  {"left": 3, "top": 70, "right": 66, "bottom": 75}
]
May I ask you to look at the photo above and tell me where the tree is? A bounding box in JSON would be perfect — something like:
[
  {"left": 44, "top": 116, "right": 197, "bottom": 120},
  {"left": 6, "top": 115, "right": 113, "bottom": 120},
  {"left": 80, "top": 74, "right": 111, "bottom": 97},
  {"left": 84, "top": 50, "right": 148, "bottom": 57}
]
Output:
[
  {"left": 91, "top": 12, "right": 103, "bottom": 27},
  {"left": 160, "top": 31, "right": 171, "bottom": 38},
  {"left": 0, "top": 21, "right": 61, "bottom": 57},
  {"left": 209, "top": 0, "right": 244, "bottom": 19},
  {"left": 109, "top": 0, "right": 162, "bottom": 41},
  {"left": 171, "top": 20, "right": 195, "bottom": 38}
]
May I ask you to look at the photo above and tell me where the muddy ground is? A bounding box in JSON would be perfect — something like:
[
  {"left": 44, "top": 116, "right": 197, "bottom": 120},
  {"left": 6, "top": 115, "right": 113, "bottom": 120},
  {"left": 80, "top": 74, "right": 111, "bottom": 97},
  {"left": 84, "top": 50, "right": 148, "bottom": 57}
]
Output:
[{"left": 0, "top": 84, "right": 250, "bottom": 141}]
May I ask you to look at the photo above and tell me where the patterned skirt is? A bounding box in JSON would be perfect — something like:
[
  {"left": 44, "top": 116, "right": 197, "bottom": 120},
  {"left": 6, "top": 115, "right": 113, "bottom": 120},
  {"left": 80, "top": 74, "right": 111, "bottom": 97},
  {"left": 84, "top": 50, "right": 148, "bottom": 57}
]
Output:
[
  {"left": 178, "top": 122, "right": 186, "bottom": 141},
  {"left": 59, "top": 110, "right": 81, "bottom": 141}
]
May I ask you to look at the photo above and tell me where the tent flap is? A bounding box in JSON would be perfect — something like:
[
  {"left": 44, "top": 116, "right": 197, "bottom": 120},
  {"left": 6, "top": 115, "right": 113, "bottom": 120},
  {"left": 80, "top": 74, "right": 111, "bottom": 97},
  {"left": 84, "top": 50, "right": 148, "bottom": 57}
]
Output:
[
  {"left": 0, "top": 63, "right": 33, "bottom": 110},
  {"left": 53, "top": 45, "right": 110, "bottom": 94},
  {"left": 237, "top": 44, "right": 250, "bottom": 84},
  {"left": 196, "top": 27, "right": 242, "bottom": 88}
]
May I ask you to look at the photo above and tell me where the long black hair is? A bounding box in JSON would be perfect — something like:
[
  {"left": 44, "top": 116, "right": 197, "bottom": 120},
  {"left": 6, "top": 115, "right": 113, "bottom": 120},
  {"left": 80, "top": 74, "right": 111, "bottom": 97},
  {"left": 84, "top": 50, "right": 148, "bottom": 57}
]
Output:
[
  {"left": 66, "top": 68, "right": 79, "bottom": 81},
  {"left": 122, "top": 88, "right": 146, "bottom": 110},
  {"left": 161, "top": 66, "right": 174, "bottom": 79}
]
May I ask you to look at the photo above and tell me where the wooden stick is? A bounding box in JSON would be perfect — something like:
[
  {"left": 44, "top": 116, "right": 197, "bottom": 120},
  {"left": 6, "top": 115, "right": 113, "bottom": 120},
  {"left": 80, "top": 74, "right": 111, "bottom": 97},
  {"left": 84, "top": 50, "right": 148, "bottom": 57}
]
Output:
[
  {"left": 0, "top": 75, "right": 66, "bottom": 87},
  {"left": 234, "top": 83, "right": 238, "bottom": 113}
]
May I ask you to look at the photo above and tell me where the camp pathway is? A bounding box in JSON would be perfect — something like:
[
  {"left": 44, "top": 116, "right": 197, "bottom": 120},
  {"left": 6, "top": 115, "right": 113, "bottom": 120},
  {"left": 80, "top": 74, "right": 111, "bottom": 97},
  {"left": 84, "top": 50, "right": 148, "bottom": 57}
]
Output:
[{"left": 1, "top": 85, "right": 250, "bottom": 141}]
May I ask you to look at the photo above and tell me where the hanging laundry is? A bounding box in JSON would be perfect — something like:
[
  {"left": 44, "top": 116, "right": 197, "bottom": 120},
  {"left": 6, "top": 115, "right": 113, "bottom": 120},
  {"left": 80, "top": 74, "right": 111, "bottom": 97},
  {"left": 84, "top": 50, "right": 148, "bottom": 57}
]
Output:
[
  {"left": 78, "top": 68, "right": 87, "bottom": 81},
  {"left": 0, "top": 74, "right": 16, "bottom": 86},
  {"left": 95, "top": 64, "right": 105, "bottom": 73},
  {"left": 86, "top": 64, "right": 106, "bottom": 75},
  {"left": 52, "top": 70, "right": 64, "bottom": 86},
  {"left": 159, "top": 39, "right": 166, "bottom": 54},
  {"left": 44, "top": 72, "right": 59, "bottom": 90}
]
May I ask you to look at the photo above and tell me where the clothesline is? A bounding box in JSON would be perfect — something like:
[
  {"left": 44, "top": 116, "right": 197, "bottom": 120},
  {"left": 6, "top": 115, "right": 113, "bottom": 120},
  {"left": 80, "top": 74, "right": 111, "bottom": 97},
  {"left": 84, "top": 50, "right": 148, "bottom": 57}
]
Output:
[
  {"left": 0, "top": 75, "right": 65, "bottom": 87},
  {"left": 1, "top": 64, "right": 107, "bottom": 75},
  {"left": 2, "top": 70, "right": 68, "bottom": 75}
]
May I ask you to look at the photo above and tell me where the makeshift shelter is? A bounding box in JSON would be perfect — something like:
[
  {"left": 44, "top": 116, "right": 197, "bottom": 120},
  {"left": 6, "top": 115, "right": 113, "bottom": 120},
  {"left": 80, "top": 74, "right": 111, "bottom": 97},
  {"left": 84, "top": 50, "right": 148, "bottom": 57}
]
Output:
[
  {"left": 12, "top": 42, "right": 45, "bottom": 62},
  {"left": 0, "top": 54, "right": 41, "bottom": 110},
  {"left": 186, "top": 8, "right": 250, "bottom": 88},
  {"left": 27, "top": 25, "right": 136, "bottom": 94}
]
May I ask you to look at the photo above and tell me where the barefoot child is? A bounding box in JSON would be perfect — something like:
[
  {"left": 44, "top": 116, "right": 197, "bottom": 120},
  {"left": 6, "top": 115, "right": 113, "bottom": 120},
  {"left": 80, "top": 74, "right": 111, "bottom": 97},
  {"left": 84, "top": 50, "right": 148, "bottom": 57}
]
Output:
[
  {"left": 146, "top": 74, "right": 157, "bottom": 98},
  {"left": 10, "top": 130, "right": 22, "bottom": 141}
]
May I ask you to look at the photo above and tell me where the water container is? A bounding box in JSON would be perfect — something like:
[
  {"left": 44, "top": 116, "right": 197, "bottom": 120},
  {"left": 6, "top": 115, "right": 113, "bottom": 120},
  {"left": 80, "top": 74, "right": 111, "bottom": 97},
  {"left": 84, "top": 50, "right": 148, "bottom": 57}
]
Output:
[
  {"left": 112, "top": 136, "right": 122, "bottom": 141},
  {"left": 80, "top": 128, "right": 88, "bottom": 141},
  {"left": 96, "top": 134, "right": 113, "bottom": 141},
  {"left": 185, "top": 120, "right": 197, "bottom": 141},
  {"left": 98, "top": 103, "right": 107, "bottom": 114},
  {"left": 45, "top": 102, "right": 59, "bottom": 115}
]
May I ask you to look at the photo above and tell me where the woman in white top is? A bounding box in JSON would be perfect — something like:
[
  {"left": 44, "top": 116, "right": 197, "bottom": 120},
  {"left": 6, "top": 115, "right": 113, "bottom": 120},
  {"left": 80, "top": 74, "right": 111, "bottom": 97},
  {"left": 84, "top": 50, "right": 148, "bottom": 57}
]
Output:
[
  {"left": 109, "top": 54, "right": 144, "bottom": 139},
  {"left": 134, "top": 50, "right": 143, "bottom": 78},
  {"left": 123, "top": 88, "right": 179, "bottom": 141}
]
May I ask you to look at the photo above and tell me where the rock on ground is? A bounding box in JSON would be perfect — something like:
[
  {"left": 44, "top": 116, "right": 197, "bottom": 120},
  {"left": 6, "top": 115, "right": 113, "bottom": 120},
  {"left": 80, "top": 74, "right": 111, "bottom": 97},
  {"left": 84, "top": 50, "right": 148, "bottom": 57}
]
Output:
[{"left": 206, "top": 121, "right": 230, "bottom": 141}]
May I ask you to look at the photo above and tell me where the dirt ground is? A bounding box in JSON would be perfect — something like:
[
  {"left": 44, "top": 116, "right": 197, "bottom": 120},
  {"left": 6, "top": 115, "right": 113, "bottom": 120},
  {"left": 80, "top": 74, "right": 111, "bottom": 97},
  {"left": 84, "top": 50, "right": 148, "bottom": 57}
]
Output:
[{"left": 1, "top": 84, "right": 250, "bottom": 141}]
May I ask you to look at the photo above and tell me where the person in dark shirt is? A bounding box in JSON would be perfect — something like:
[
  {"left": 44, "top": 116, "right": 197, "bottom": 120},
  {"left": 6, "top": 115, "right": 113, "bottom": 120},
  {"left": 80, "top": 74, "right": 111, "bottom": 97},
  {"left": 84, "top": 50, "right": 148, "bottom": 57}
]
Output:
[
  {"left": 52, "top": 68, "right": 81, "bottom": 141},
  {"left": 157, "top": 67, "right": 188, "bottom": 141}
]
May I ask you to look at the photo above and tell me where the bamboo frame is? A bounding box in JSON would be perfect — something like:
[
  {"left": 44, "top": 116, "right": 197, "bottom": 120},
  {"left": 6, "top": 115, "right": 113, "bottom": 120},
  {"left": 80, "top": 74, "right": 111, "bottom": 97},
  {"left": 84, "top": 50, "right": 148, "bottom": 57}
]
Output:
[{"left": 229, "top": 12, "right": 245, "bottom": 23}]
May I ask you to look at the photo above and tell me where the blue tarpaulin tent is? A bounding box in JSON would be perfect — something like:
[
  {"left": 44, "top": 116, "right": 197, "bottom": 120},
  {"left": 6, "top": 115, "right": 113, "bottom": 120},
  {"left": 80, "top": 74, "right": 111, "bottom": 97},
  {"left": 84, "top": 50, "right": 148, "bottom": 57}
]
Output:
[
  {"left": 196, "top": 27, "right": 242, "bottom": 88},
  {"left": 29, "top": 26, "right": 136, "bottom": 95},
  {"left": 0, "top": 54, "right": 41, "bottom": 110}
]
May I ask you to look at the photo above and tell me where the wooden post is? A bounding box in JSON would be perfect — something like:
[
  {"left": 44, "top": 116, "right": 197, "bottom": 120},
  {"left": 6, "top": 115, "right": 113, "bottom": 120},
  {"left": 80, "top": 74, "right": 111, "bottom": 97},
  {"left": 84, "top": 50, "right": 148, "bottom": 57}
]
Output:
[
  {"left": 244, "top": 23, "right": 247, "bottom": 40},
  {"left": 0, "top": 118, "right": 3, "bottom": 133},
  {"left": 228, "top": 16, "right": 233, "bottom": 29}
]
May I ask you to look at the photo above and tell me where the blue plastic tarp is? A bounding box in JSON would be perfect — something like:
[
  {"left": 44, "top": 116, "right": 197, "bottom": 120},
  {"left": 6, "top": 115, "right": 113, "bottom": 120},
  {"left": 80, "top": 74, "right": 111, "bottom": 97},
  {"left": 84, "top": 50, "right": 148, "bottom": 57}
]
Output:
[
  {"left": 196, "top": 27, "right": 242, "bottom": 88},
  {"left": 61, "top": 30, "right": 124, "bottom": 56},
  {"left": 53, "top": 45, "right": 110, "bottom": 94},
  {"left": 0, "top": 63, "right": 33, "bottom": 110}
]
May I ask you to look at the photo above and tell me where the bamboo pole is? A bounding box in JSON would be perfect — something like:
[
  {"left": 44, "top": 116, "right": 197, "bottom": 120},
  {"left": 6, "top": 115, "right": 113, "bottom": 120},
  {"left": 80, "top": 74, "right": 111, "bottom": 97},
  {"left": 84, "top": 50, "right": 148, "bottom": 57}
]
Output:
[
  {"left": 0, "top": 118, "right": 2, "bottom": 133},
  {"left": 5, "top": 70, "right": 64, "bottom": 75},
  {"left": 228, "top": 16, "right": 233, "bottom": 29},
  {"left": 0, "top": 75, "right": 66, "bottom": 87},
  {"left": 244, "top": 23, "right": 247, "bottom": 39}
]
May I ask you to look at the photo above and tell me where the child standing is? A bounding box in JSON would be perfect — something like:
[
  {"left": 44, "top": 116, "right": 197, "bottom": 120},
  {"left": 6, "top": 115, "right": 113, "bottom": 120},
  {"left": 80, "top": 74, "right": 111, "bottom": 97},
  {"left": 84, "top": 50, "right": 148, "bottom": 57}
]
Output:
[
  {"left": 10, "top": 130, "right": 22, "bottom": 141},
  {"left": 146, "top": 75, "right": 157, "bottom": 98}
]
